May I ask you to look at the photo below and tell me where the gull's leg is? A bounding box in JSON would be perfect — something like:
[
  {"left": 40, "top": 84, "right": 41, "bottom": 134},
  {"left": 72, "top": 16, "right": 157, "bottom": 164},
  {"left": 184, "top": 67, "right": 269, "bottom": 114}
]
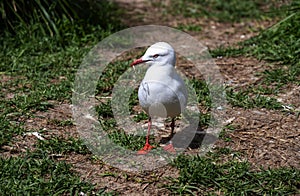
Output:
[
  {"left": 163, "top": 117, "right": 176, "bottom": 154},
  {"left": 137, "top": 117, "right": 154, "bottom": 154}
]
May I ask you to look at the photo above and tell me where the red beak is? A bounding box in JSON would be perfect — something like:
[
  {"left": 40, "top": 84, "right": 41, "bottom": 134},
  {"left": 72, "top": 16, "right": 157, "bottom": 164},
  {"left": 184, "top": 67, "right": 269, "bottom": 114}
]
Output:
[{"left": 130, "top": 58, "right": 144, "bottom": 67}]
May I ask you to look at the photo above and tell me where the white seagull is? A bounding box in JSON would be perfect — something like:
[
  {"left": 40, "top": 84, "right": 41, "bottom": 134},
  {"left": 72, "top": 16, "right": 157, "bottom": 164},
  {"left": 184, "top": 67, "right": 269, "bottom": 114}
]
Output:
[{"left": 131, "top": 42, "right": 188, "bottom": 154}]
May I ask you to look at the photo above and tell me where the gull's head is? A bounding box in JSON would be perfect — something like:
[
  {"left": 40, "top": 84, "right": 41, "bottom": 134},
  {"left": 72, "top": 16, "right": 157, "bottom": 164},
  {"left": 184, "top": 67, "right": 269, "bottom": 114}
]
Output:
[{"left": 131, "top": 42, "right": 176, "bottom": 67}]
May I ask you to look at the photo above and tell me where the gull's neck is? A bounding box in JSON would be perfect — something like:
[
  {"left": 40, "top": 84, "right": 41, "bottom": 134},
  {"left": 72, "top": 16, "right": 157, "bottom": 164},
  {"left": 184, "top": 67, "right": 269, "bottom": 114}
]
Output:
[{"left": 143, "top": 63, "right": 176, "bottom": 81}]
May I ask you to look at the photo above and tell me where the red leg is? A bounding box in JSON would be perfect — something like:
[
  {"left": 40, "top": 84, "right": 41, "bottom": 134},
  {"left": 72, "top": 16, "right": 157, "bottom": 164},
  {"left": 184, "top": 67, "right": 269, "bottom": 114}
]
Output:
[
  {"left": 137, "top": 117, "right": 154, "bottom": 155},
  {"left": 163, "top": 142, "right": 176, "bottom": 154}
]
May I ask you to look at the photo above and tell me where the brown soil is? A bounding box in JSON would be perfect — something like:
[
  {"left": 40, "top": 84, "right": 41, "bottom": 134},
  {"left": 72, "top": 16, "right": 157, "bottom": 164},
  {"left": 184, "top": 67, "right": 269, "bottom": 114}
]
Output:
[{"left": 216, "top": 107, "right": 299, "bottom": 169}]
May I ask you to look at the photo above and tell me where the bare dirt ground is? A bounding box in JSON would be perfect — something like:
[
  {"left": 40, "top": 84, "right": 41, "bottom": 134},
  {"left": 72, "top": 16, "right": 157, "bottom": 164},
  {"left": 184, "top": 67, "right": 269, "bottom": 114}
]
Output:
[{"left": 2, "top": 0, "right": 299, "bottom": 194}]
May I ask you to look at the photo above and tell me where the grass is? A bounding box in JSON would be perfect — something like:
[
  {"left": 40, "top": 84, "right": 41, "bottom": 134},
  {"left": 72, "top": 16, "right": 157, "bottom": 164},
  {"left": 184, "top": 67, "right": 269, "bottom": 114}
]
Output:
[
  {"left": 0, "top": 153, "right": 98, "bottom": 195},
  {"left": 96, "top": 100, "right": 151, "bottom": 151},
  {"left": 169, "top": 155, "right": 300, "bottom": 195},
  {"left": 226, "top": 88, "right": 283, "bottom": 109},
  {"left": 36, "top": 137, "right": 90, "bottom": 155},
  {"left": 96, "top": 60, "right": 130, "bottom": 95},
  {"left": 176, "top": 24, "right": 202, "bottom": 32},
  {"left": 0, "top": 0, "right": 123, "bottom": 194},
  {"left": 0, "top": 115, "right": 24, "bottom": 147},
  {"left": 212, "top": 2, "right": 300, "bottom": 86},
  {"left": 241, "top": 5, "right": 300, "bottom": 86},
  {"left": 167, "top": 0, "right": 284, "bottom": 22},
  {"left": 0, "top": 0, "right": 120, "bottom": 132},
  {"left": 209, "top": 1, "right": 300, "bottom": 113},
  {"left": 107, "top": 130, "right": 150, "bottom": 151},
  {"left": 0, "top": 0, "right": 122, "bottom": 37},
  {"left": 0, "top": 30, "right": 96, "bottom": 150}
]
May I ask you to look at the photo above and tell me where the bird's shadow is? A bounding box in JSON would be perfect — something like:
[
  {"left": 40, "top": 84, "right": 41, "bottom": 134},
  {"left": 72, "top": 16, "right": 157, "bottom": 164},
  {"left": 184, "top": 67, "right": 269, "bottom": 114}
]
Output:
[
  {"left": 188, "top": 127, "right": 218, "bottom": 149},
  {"left": 159, "top": 125, "right": 218, "bottom": 149}
]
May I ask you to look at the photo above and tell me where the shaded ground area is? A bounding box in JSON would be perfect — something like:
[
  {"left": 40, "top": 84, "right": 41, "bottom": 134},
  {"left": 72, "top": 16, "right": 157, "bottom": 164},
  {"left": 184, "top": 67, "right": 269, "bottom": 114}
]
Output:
[{"left": 115, "top": 0, "right": 276, "bottom": 49}]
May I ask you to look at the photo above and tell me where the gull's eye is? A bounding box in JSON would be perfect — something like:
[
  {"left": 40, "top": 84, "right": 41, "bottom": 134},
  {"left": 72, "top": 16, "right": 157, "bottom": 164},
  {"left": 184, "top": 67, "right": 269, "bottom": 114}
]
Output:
[{"left": 153, "top": 54, "right": 159, "bottom": 58}]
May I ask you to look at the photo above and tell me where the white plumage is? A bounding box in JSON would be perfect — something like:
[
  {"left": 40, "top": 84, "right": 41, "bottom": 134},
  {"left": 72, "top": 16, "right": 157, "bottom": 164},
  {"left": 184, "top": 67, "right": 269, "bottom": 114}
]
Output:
[{"left": 131, "top": 42, "right": 188, "bottom": 154}]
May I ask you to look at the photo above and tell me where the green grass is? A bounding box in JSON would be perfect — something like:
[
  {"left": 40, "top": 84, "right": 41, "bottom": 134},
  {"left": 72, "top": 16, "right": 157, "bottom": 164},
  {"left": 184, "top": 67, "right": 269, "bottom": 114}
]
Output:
[
  {"left": 107, "top": 130, "right": 150, "bottom": 151},
  {"left": 96, "top": 100, "right": 147, "bottom": 151},
  {"left": 0, "top": 0, "right": 123, "bottom": 194},
  {"left": 226, "top": 88, "right": 283, "bottom": 109},
  {"left": 96, "top": 60, "right": 131, "bottom": 95},
  {"left": 0, "top": 0, "right": 121, "bottom": 140},
  {"left": 218, "top": 125, "right": 235, "bottom": 142},
  {"left": 0, "top": 153, "right": 99, "bottom": 195},
  {"left": 176, "top": 24, "right": 202, "bottom": 32},
  {"left": 167, "top": 0, "right": 283, "bottom": 22},
  {"left": 0, "top": 115, "right": 24, "bottom": 147},
  {"left": 209, "top": 1, "right": 300, "bottom": 111},
  {"left": 0, "top": 31, "right": 101, "bottom": 150},
  {"left": 36, "top": 137, "right": 90, "bottom": 155},
  {"left": 0, "top": 0, "right": 122, "bottom": 37},
  {"left": 212, "top": 2, "right": 300, "bottom": 86},
  {"left": 242, "top": 7, "right": 300, "bottom": 86},
  {"left": 169, "top": 155, "right": 300, "bottom": 195}
]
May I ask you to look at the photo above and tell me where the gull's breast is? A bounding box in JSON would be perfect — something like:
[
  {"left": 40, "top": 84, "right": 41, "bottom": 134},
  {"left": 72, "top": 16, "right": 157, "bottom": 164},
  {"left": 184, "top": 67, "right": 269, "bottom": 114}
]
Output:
[{"left": 138, "top": 80, "right": 187, "bottom": 118}]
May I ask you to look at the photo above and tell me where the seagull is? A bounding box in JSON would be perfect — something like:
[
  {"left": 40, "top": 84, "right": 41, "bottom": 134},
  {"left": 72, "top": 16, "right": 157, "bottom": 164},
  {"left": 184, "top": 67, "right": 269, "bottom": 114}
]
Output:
[{"left": 131, "top": 42, "right": 188, "bottom": 154}]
